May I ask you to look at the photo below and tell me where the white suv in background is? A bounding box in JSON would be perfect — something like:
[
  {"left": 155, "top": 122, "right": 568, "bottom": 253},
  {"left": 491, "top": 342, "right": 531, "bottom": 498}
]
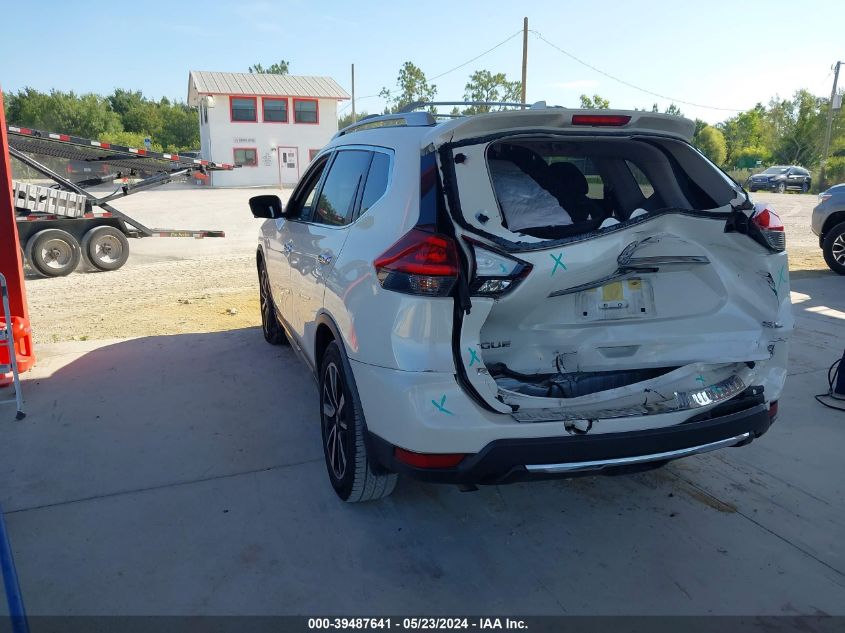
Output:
[{"left": 250, "top": 103, "right": 792, "bottom": 502}]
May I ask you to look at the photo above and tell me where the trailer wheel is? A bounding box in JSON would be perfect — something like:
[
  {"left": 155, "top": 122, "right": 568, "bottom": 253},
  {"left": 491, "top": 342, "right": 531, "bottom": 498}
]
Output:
[
  {"left": 81, "top": 226, "right": 130, "bottom": 271},
  {"left": 26, "top": 229, "right": 82, "bottom": 277}
]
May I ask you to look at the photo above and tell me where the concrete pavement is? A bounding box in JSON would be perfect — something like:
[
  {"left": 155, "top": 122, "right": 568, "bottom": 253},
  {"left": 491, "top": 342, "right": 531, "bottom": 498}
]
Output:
[{"left": 1, "top": 274, "right": 844, "bottom": 615}]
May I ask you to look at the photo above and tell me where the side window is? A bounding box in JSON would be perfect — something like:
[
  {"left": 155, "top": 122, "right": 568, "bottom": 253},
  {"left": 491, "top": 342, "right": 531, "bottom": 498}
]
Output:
[
  {"left": 285, "top": 157, "right": 330, "bottom": 220},
  {"left": 313, "top": 150, "right": 373, "bottom": 226},
  {"left": 233, "top": 148, "right": 258, "bottom": 167},
  {"left": 359, "top": 152, "right": 391, "bottom": 215}
]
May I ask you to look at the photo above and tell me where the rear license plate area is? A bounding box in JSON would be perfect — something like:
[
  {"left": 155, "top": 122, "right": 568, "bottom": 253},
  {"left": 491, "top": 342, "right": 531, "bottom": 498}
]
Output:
[{"left": 577, "top": 278, "right": 655, "bottom": 322}]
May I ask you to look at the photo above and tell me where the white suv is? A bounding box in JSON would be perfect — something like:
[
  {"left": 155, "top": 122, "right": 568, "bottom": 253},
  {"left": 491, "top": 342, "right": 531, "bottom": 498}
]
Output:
[{"left": 250, "top": 103, "right": 792, "bottom": 502}]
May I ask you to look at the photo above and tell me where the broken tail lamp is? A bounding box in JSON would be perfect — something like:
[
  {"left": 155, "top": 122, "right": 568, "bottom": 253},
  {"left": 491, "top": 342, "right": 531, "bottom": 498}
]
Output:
[
  {"left": 468, "top": 242, "right": 532, "bottom": 297},
  {"left": 374, "top": 228, "right": 459, "bottom": 296},
  {"left": 751, "top": 206, "right": 786, "bottom": 252}
]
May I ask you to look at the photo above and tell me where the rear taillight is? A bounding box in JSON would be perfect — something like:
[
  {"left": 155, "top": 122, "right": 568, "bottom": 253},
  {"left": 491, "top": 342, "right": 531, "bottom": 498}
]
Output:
[
  {"left": 394, "top": 448, "right": 466, "bottom": 469},
  {"left": 571, "top": 114, "right": 631, "bottom": 127},
  {"left": 751, "top": 205, "right": 786, "bottom": 251},
  {"left": 768, "top": 400, "right": 779, "bottom": 422},
  {"left": 374, "top": 227, "right": 459, "bottom": 296},
  {"left": 468, "top": 242, "right": 531, "bottom": 297}
]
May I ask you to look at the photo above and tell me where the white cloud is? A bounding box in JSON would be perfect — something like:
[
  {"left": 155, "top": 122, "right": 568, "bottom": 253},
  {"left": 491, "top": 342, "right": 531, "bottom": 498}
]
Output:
[{"left": 550, "top": 79, "right": 600, "bottom": 90}]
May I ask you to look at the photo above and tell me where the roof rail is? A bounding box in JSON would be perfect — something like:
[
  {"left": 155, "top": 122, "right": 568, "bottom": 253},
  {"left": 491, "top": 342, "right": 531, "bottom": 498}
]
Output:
[
  {"left": 333, "top": 111, "right": 436, "bottom": 139},
  {"left": 398, "top": 100, "right": 554, "bottom": 113}
]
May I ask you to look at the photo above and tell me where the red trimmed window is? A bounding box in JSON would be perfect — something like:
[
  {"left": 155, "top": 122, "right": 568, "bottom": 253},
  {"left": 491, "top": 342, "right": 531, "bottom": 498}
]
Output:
[
  {"left": 294, "top": 98, "right": 319, "bottom": 124},
  {"left": 230, "top": 97, "right": 257, "bottom": 122},
  {"left": 233, "top": 147, "right": 258, "bottom": 167},
  {"left": 308, "top": 149, "right": 320, "bottom": 161},
  {"left": 263, "top": 97, "right": 288, "bottom": 123}
]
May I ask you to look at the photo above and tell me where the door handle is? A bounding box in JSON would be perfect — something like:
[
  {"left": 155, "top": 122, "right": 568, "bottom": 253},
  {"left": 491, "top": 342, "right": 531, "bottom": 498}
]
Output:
[{"left": 317, "top": 252, "right": 333, "bottom": 266}]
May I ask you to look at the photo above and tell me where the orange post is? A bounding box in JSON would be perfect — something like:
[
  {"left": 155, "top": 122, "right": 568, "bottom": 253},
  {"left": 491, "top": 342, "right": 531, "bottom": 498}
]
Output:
[{"left": 0, "top": 86, "right": 35, "bottom": 376}]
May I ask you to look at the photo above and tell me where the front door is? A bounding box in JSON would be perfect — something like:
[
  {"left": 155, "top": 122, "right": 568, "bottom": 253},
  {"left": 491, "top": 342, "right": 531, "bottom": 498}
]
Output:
[{"left": 278, "top": 147, "right": 299, "bottom": 186}]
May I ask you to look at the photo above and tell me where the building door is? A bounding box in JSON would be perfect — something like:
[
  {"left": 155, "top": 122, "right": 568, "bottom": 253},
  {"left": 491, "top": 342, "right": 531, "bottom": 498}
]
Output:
[{"left": 277, "top": 147, "right": 299, "bottom": 186}]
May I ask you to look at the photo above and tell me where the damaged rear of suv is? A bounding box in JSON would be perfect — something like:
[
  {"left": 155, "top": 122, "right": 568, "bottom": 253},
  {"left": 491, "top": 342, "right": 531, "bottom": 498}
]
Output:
[{"left": 255, "top": 103, "right": 792, "bottom": 501}]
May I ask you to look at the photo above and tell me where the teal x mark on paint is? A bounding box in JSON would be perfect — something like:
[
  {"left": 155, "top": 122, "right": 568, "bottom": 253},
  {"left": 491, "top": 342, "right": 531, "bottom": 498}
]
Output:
[
  {"left": 696, "top": 375, "right": 707, "bottom": 386},
  {"left": 468, "top": 347, "right": 480, "bottom": 367},
  {"left": 775, "top": 265, "right": 787, "bottom": 295},
  {"left": 550, "top": 252, "right": 567, "bottom": 276},
  {"left": 432, "top": 395, "right": 454, "bottom": 415}
]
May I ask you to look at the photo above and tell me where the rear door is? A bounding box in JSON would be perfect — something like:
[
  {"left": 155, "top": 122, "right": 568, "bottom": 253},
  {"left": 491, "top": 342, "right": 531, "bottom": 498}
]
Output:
[{"left": 286, "top": 149, "right": 374, "bottom": 356}]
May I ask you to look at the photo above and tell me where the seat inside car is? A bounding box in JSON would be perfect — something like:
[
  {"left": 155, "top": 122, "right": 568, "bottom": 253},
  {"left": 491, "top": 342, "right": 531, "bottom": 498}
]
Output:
[{"left": 545, "top": 161, "right": 604, "bottom": 223}]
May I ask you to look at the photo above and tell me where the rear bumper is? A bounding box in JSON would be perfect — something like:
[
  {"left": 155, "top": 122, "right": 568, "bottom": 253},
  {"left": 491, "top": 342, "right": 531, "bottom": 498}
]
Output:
[{"left": 369, "top": 397, "right": 773, "bottom": 485}]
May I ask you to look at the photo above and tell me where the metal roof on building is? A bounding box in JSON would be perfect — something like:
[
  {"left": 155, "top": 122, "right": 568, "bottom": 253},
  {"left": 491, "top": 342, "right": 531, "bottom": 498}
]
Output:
[{"left": 188, "top": 71, "right": 350, "bottom": 105}]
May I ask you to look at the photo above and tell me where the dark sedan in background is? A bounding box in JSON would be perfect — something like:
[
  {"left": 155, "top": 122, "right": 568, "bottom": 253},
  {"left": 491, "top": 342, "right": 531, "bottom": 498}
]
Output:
[
  {"left": 812, "top": 184, "right": 845, "bottom": 274},
  {"left": 748, "top": 165, "right": 812, "bottom": 193}
]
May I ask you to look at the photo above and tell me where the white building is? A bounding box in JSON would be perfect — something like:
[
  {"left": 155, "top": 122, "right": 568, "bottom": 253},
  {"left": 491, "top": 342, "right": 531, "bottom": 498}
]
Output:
[{"left": 187, "top": 71, "right": 350, "bottom": 186}]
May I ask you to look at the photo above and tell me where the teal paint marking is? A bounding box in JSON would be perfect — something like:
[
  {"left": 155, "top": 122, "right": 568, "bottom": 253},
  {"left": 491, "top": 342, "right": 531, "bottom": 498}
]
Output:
[
  {"left": 432, "top": 395, "right": 454, "bottom": 415},
  {"left": 468, "top": 347, "right": 480, "bottom": 367},
  {"left": 696, "top": 375, "right": 707, "bottom": 386},
  {"left": 775, "top": 265, "right": 787, "bottom": 296},
  {"left": 550, "top": 253, "right": 567, "bottom": 276},
  {"left": 499, "top": 263, "right": 508, "bottom": 274}
]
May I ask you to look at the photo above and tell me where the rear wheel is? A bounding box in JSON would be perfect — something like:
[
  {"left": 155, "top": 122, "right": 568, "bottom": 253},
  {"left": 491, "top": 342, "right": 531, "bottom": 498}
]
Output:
[
  {"left": 26, "top": 229, "right": 81, "bottom": 277},
  {"left": 81, "top": 226, "right": 130, "bottom": 271},
  {"left": 319, "top": 341, "right": 397, "bottom": 502},
  {"left": 258, "top": 258, "right": 287, "bottom": 345},
  {"left": 822, "top": 221, "right": 845, "bottom": 275}
]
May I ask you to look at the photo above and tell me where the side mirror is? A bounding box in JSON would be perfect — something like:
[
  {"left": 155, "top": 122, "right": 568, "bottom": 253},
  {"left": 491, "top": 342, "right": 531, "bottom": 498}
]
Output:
[{"left": 249, "top": 195, "right": 283, "bottom": 219}]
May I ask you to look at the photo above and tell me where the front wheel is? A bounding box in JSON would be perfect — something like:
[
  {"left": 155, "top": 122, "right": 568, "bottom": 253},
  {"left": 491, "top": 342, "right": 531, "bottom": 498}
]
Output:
[
  {"left": 777, "top": 182, "right": 786, "bottom": 194},
  {"left": 802, "top": 181, "right": 810, "bottom": 193},
  {"left": 319, "top": 341, "right": 397, "bottom": 502},
  {"left": 258, "top": 258, "right": 287, "bottom": 345},
  {"left": 822, "top": 221, "right": 845, "bottom": 275}
]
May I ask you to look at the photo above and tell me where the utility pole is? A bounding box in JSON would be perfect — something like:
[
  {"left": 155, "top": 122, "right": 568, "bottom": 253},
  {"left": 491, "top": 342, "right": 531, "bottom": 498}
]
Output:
[
  {"left": 351, "top": 63, "right": 356, "bottom": 124},
  {"left": 821, "top": 61, "right": 841, "bottom": 185},
  {"left": 521, "top": 17, "right": 528, "bottom": 108}
]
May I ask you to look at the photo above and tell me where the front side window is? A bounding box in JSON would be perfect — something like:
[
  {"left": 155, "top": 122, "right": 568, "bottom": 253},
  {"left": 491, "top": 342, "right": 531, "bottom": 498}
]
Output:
[
  {"left": 263, "top": 98, "right": 288, "bottom": 123},
  {"left": 286, "top": 157, "right": 329, "bottom": 220},
  {"left": 230, "top": 97, "right": 257, "bottom": 122},
  {"left": 233, "top": 147, "right": 257, "bottom": 167},
  {"left": 314, "top": 150, "right": 372, "bottom": 226},
  {"left": 294, "top": 99, "right": 318, "bottom": 124}
]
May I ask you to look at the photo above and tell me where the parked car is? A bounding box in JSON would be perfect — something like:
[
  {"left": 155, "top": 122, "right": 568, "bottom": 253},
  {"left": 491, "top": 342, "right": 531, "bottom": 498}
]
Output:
[
  {"left": 812, "top": 183, "right": 845, "bottom": 274},
  {"left": 747, "top": 165, "right": 811, "bottom": 193},
  {"left": 249, "top": 105, "right": 792, "bottom": 502}
]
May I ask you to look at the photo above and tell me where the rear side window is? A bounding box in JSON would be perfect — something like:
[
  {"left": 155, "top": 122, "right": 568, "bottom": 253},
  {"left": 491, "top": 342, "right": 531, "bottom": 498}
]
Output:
[
  {"left": 314, "top": 150, "right": 372, "bottom": 226},
  {"left": 360, "top": 152, "right": 391, "bottom": 214}
]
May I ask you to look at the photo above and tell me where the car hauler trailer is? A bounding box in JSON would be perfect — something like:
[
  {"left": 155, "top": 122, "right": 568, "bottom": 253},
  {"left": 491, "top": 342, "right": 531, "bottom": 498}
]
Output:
[{"left": 6, "top": 124, "right": 235, "bottom": 277}]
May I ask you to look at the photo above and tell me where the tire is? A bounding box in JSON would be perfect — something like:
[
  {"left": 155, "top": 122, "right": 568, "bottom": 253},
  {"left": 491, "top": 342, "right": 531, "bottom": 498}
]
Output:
[
  {"left": 81, "top": 226, "right": 130, "bottom": 271},
  {"left": 319, "top": 341, "right": 397, "bottom": 502},
  {"left": 26, "top": 229, "right": 81, "bottom": 277},
  {"left": 801, "top": 181, "right": 809, "bottom": 193},
  {"left": 258, "top": 258, "right": 287, "bottom": 345},
  {"left": 777, "top": 182, "right": 786, "bottom": 194},
  {"left": 822, "top": 221, "right": 845, "bottom": 275}
]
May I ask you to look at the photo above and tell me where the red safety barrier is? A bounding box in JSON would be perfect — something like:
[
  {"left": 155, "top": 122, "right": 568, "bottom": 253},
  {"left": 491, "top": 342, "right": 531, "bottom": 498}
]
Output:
[{"left": 0, "top": 87, "right": 35, "bottom": 380}]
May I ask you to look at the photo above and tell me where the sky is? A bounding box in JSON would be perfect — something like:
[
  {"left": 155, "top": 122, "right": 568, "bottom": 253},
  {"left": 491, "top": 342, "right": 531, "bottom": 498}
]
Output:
[{"left": 1, "top": 0, "right": 843, "bottom": 125}]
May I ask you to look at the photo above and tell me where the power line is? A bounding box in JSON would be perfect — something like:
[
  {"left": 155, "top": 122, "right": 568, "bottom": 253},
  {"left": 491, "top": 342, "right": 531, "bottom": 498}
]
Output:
[
  {"left": 429, "top": 29, "right": 523, "bottom": 81},
  {"left": 530, "top": 29, "right": 745, "bottom": 113}
]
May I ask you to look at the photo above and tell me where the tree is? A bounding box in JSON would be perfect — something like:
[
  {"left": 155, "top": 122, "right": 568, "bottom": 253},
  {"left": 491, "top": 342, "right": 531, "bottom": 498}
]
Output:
[
  {"left": 664, "top": 103, "right": 683, "bottom": 117},
  {"left": 379, "top": 62, "right": 437, "bottom": 113},
  {"left": 462, "top": 70, "right": 521, "bottom": 113},
  {"left": 693, "top": 125, "right": 727, "bottom": 166},
  {"left": 338, "top": 110, "right": 369, "bottom": 130},
  {"left": 248, "top": 61, "right": 290, "bottom": 75},
  {"left": 579, "top": 94, "right": 609, "bottom": 109},
  {"left": 5, "top": 88, "right": 122, "bottom": 139}
]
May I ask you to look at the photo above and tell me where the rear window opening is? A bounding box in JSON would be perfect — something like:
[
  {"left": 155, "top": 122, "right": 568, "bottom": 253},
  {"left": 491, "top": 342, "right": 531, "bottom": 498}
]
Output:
[
  {"left": 480, "top": 136, "right": 737, "bottom": 241},
  {"left": 488, "top": 362, "right": 680, "bottom": 399}
]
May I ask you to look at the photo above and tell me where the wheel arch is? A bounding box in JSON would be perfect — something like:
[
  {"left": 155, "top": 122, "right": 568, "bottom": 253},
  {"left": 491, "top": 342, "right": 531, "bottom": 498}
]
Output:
[
  {"left": 821, "top": 211, "right": 845, "bottom": 239},
  {"left": 314, "top": 312, "right": 344, "bottom": 375}
]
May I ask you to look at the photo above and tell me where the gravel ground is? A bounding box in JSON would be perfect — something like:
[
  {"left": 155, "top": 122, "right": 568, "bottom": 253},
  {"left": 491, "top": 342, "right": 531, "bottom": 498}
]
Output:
[{"left": 22, "top": 187, "right": 825, "bottom": 344}]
